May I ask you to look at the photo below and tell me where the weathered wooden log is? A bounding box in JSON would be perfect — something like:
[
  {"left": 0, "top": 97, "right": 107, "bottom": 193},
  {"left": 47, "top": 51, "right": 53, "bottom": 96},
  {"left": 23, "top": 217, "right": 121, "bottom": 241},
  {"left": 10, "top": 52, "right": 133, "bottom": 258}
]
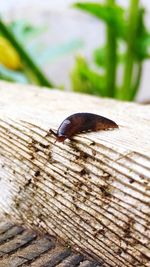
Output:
[{"left": 0, "top": 81, "right": 150, "bottom": 267}]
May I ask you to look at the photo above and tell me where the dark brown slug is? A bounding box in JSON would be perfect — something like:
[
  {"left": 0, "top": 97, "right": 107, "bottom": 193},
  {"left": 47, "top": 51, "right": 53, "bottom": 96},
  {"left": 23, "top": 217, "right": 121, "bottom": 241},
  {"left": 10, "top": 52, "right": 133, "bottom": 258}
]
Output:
[{"left": 50, "top": 112, "right": 118, "bottom": 142}]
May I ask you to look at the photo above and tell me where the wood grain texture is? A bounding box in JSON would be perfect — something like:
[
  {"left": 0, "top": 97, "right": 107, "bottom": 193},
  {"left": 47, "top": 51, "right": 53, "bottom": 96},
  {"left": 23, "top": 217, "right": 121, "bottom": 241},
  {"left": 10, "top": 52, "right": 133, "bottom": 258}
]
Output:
[{"left": 0, "top": 81, "right": 150, "bottom": 267}]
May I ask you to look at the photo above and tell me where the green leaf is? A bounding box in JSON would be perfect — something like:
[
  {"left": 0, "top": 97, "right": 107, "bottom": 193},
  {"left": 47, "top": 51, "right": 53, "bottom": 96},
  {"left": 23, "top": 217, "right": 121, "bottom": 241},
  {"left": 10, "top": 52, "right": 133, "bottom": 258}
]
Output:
[
  {"left": 8, "top": 20, "right": 45, "bottom": 43},
  {"left": 73, "top": 2, "right": 126, "bottom": 38},
  {"left": 134, "top": 8, "right": 150, "bottom": 60},
  {"left": 94, "top": 46, "right": 106, "bottom": 67},
  {"left": 8, "top": 20, "right": 46, "bottom": 59},
  {"left": 71, "top": 56, "right": 106, "bottom": 96},
  {"left": 94, "top": 45, "right": 126, "bottom": 67},
  {"left": 0, "top": 64, "right": 28, "bottom": 83},
  {"left": 136, "top": 32, "right": 150, "bottom": 60},
  {"left": 35, "top": 39, "right": 83, "bottom": 65}
]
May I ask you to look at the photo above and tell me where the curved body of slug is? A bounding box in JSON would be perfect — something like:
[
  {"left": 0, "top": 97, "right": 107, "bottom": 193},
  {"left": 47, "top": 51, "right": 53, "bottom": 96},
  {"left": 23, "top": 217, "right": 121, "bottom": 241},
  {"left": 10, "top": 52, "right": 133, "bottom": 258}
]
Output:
[{"left": 50, "top": 113, "right": 118, "bottom": 142}]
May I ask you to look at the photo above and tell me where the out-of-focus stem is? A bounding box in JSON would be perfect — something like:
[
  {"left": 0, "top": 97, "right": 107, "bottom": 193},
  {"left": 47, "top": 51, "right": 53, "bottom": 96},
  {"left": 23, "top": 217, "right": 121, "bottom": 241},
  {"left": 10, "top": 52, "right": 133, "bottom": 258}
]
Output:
[
  {"left": 130, "top": 61, "right": 142, "bottom": 100},
  {"left": 0, "top": 18, "right": 53, "bottom": 88},
  {"left": 121, "top": 0, "right": 139, "bottom": 100},
  {"left": 105, "top": 0, "right": 117, "bottom": 97}
]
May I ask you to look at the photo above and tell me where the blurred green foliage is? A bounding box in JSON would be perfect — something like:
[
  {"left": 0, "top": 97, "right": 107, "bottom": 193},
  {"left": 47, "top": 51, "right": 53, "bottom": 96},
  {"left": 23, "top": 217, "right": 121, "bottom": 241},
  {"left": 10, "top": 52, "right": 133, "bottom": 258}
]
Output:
[
  {"left": 0, "top": 18, "right": 82, "bottom": 87},
  {"left": 0, "top": 1, "right": 150, "bottom": 101},
  {"left": 71, "top": 0, "right": 150, "bottom": 101}
]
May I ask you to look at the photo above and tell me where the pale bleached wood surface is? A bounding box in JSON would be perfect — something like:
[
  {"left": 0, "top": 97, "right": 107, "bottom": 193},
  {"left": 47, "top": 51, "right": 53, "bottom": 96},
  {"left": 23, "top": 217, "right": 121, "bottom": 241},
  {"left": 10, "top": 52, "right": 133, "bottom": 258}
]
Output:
[{"left": 0, "top": 81, "right": 150, "bottom": 267}]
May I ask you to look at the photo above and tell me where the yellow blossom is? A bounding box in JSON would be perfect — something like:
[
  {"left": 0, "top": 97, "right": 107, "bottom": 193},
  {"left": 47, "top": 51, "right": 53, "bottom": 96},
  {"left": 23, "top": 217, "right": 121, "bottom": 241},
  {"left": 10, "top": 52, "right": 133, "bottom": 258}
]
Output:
[{"left": 0, "top": 36, "right": 21, "bottom": 69}]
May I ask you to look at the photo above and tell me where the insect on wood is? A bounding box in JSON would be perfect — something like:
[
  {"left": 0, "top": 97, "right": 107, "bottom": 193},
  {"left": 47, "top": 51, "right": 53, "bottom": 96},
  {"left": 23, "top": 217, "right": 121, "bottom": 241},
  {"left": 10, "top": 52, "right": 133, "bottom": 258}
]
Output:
[{"left": 50, "top": 112, "right": 118, "bottom": 142}]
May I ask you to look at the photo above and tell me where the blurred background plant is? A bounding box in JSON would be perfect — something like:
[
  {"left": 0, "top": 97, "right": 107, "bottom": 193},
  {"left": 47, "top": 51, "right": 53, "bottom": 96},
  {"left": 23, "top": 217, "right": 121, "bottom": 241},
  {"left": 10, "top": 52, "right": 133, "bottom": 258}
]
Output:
[
  {"left": 71, "top": 0, "right": 150, "bottom": 101},
  {"left": 0, "top": 18, "right": 82, "bottom": 87},
  {"left": 0, "top": 0, "right": 150, "bottom": 101}
]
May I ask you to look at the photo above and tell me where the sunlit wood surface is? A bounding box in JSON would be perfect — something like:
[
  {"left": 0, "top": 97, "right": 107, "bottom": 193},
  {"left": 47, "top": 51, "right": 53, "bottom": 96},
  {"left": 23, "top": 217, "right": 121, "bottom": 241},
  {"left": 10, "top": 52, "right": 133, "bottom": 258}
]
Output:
[{"left": 0, "top": 81, "right": 150, "bottom": 267}]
